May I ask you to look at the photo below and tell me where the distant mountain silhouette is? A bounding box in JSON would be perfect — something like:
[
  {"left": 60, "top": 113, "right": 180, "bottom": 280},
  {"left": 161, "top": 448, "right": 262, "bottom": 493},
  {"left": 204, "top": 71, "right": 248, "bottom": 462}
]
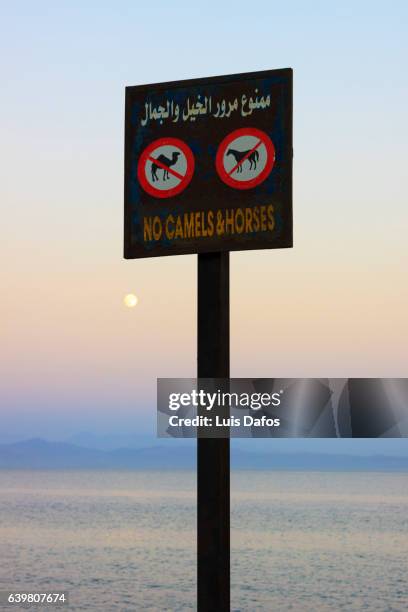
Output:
[
  {"left": 66, "top": 431, "right": 154, "bottom": 450},
  {"left": 0, "top": 439, "right": 407, "bottom": 471}
]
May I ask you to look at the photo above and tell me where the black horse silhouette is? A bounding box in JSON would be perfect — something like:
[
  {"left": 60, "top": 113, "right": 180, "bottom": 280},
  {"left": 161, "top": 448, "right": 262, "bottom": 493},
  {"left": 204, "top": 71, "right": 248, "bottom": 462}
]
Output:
[
  {"left": 151, "top": 151, "right": 181, "bottom": 182},
  {"left": 227, "top": 148, "right": 259, "bottom": 172}
]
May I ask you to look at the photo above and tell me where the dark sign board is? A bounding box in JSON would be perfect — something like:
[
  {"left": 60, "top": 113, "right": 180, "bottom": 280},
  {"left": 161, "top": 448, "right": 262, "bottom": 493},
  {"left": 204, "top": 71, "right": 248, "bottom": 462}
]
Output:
[{"left": 124, "top": 68, "right": 292, "bottom": 259}]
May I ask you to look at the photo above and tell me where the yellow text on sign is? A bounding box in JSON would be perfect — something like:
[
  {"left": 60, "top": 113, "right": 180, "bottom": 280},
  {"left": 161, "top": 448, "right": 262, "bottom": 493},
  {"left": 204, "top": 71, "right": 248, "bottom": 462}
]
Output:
[{"left": 143, "top": 205, "right": 275, "bottom": 243}]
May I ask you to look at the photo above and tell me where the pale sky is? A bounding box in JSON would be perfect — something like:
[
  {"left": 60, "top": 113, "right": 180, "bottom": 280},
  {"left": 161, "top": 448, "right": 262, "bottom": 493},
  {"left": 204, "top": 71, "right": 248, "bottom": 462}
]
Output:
[{"left": 1, "top": 1, "right": 407, "bottom": 441}]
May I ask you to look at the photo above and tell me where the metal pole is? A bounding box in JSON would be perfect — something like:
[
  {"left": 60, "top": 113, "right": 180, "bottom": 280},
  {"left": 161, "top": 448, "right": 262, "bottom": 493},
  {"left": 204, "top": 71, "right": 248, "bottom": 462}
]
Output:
[{"left": 197, "top": 251, "right": 230, "bottom": 611}]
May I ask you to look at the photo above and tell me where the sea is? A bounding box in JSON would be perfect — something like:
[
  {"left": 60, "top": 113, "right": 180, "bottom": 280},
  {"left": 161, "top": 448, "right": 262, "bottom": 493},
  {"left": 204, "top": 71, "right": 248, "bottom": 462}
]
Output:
[{"left": 0, "top": 470, "right": 407, "bottom": 611}]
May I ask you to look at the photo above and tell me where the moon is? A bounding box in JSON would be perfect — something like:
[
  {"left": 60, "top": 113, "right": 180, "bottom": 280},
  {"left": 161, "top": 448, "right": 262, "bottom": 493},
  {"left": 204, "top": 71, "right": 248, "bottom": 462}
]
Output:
[{"left": 124, "top": 293, "right": 138, "bottom": 308}]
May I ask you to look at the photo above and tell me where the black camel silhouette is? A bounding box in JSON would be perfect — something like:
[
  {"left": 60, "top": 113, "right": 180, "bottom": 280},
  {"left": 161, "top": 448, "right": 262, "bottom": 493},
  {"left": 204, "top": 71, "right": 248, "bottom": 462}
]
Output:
[
  {"left": 227, "top": 148, "right": 259, "bottom": 172},
  {"left": 151, "top": 151, "right": 181, "bottom": 182}
]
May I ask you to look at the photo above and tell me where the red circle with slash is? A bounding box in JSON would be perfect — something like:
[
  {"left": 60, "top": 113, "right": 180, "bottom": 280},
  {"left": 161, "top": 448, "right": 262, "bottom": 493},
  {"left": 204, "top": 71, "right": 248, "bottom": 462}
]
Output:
[
  {"left": 137, "top": 137, "right": 195, "bottom": 198},
  {"left": 215, "top": 127, "right": 275, "bottom": 190}
]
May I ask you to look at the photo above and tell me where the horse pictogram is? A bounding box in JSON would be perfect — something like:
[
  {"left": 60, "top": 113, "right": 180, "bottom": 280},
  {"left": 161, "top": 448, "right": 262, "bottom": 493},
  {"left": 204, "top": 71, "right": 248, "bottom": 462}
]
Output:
[
  {"left": 216, "top": 128, "right": 275, "bottom": 190},
  {"left": 226, "top": 148, "right": 259, "bottom": 172}
]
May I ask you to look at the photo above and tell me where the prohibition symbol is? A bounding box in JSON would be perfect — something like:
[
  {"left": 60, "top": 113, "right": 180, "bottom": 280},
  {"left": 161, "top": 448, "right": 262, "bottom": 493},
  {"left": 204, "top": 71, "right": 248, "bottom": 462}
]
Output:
[
  {"left": 137, "top": 137, "right": 195, "bottom": 199},
  {"left": 215, "top": 127, "right": 275, "bottom": 190}
]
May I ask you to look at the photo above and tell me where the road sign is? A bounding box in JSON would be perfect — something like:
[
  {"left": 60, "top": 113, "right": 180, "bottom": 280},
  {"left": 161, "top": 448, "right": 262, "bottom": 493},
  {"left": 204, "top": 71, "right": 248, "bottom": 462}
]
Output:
[
  {"left": 124, "top": 67, "right": 293, "bottom": 611},
  {"left": 124, "top": 68, "right": 292, "bottom": 259},
  {"left": 137, "top": 137, "right": 195, "bottom": 199},
  {"left": 215, "top": 127, "right": 275, "bottom": 189}
]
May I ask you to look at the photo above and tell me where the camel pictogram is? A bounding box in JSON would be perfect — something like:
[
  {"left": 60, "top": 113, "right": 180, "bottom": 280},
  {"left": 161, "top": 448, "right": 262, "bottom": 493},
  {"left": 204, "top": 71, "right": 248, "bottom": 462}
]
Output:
[{"left": 151, "top": 151, "right": 181, "bottom": 182}]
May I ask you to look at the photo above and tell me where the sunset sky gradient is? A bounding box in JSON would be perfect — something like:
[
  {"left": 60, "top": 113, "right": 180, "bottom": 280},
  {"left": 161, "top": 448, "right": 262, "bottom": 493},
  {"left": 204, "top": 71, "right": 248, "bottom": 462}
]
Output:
[{"left": 1, "top": 1, "right": 407, "bottom": 442}]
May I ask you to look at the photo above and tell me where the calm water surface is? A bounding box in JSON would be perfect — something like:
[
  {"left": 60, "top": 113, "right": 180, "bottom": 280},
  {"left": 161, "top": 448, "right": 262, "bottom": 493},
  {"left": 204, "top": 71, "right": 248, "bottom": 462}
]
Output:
[{"left": 0, "top": 470, "right": 407, "bottom": 611}]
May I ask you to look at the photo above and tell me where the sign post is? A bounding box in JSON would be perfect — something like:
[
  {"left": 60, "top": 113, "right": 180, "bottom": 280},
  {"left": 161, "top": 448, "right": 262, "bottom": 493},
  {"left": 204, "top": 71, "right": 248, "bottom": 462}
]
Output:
[
  {"left": 197, "top": 252, "right": 230, "bottom": 611},
  {"left": 124, "top": 68, "right": 292, "bottom": 610}
]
